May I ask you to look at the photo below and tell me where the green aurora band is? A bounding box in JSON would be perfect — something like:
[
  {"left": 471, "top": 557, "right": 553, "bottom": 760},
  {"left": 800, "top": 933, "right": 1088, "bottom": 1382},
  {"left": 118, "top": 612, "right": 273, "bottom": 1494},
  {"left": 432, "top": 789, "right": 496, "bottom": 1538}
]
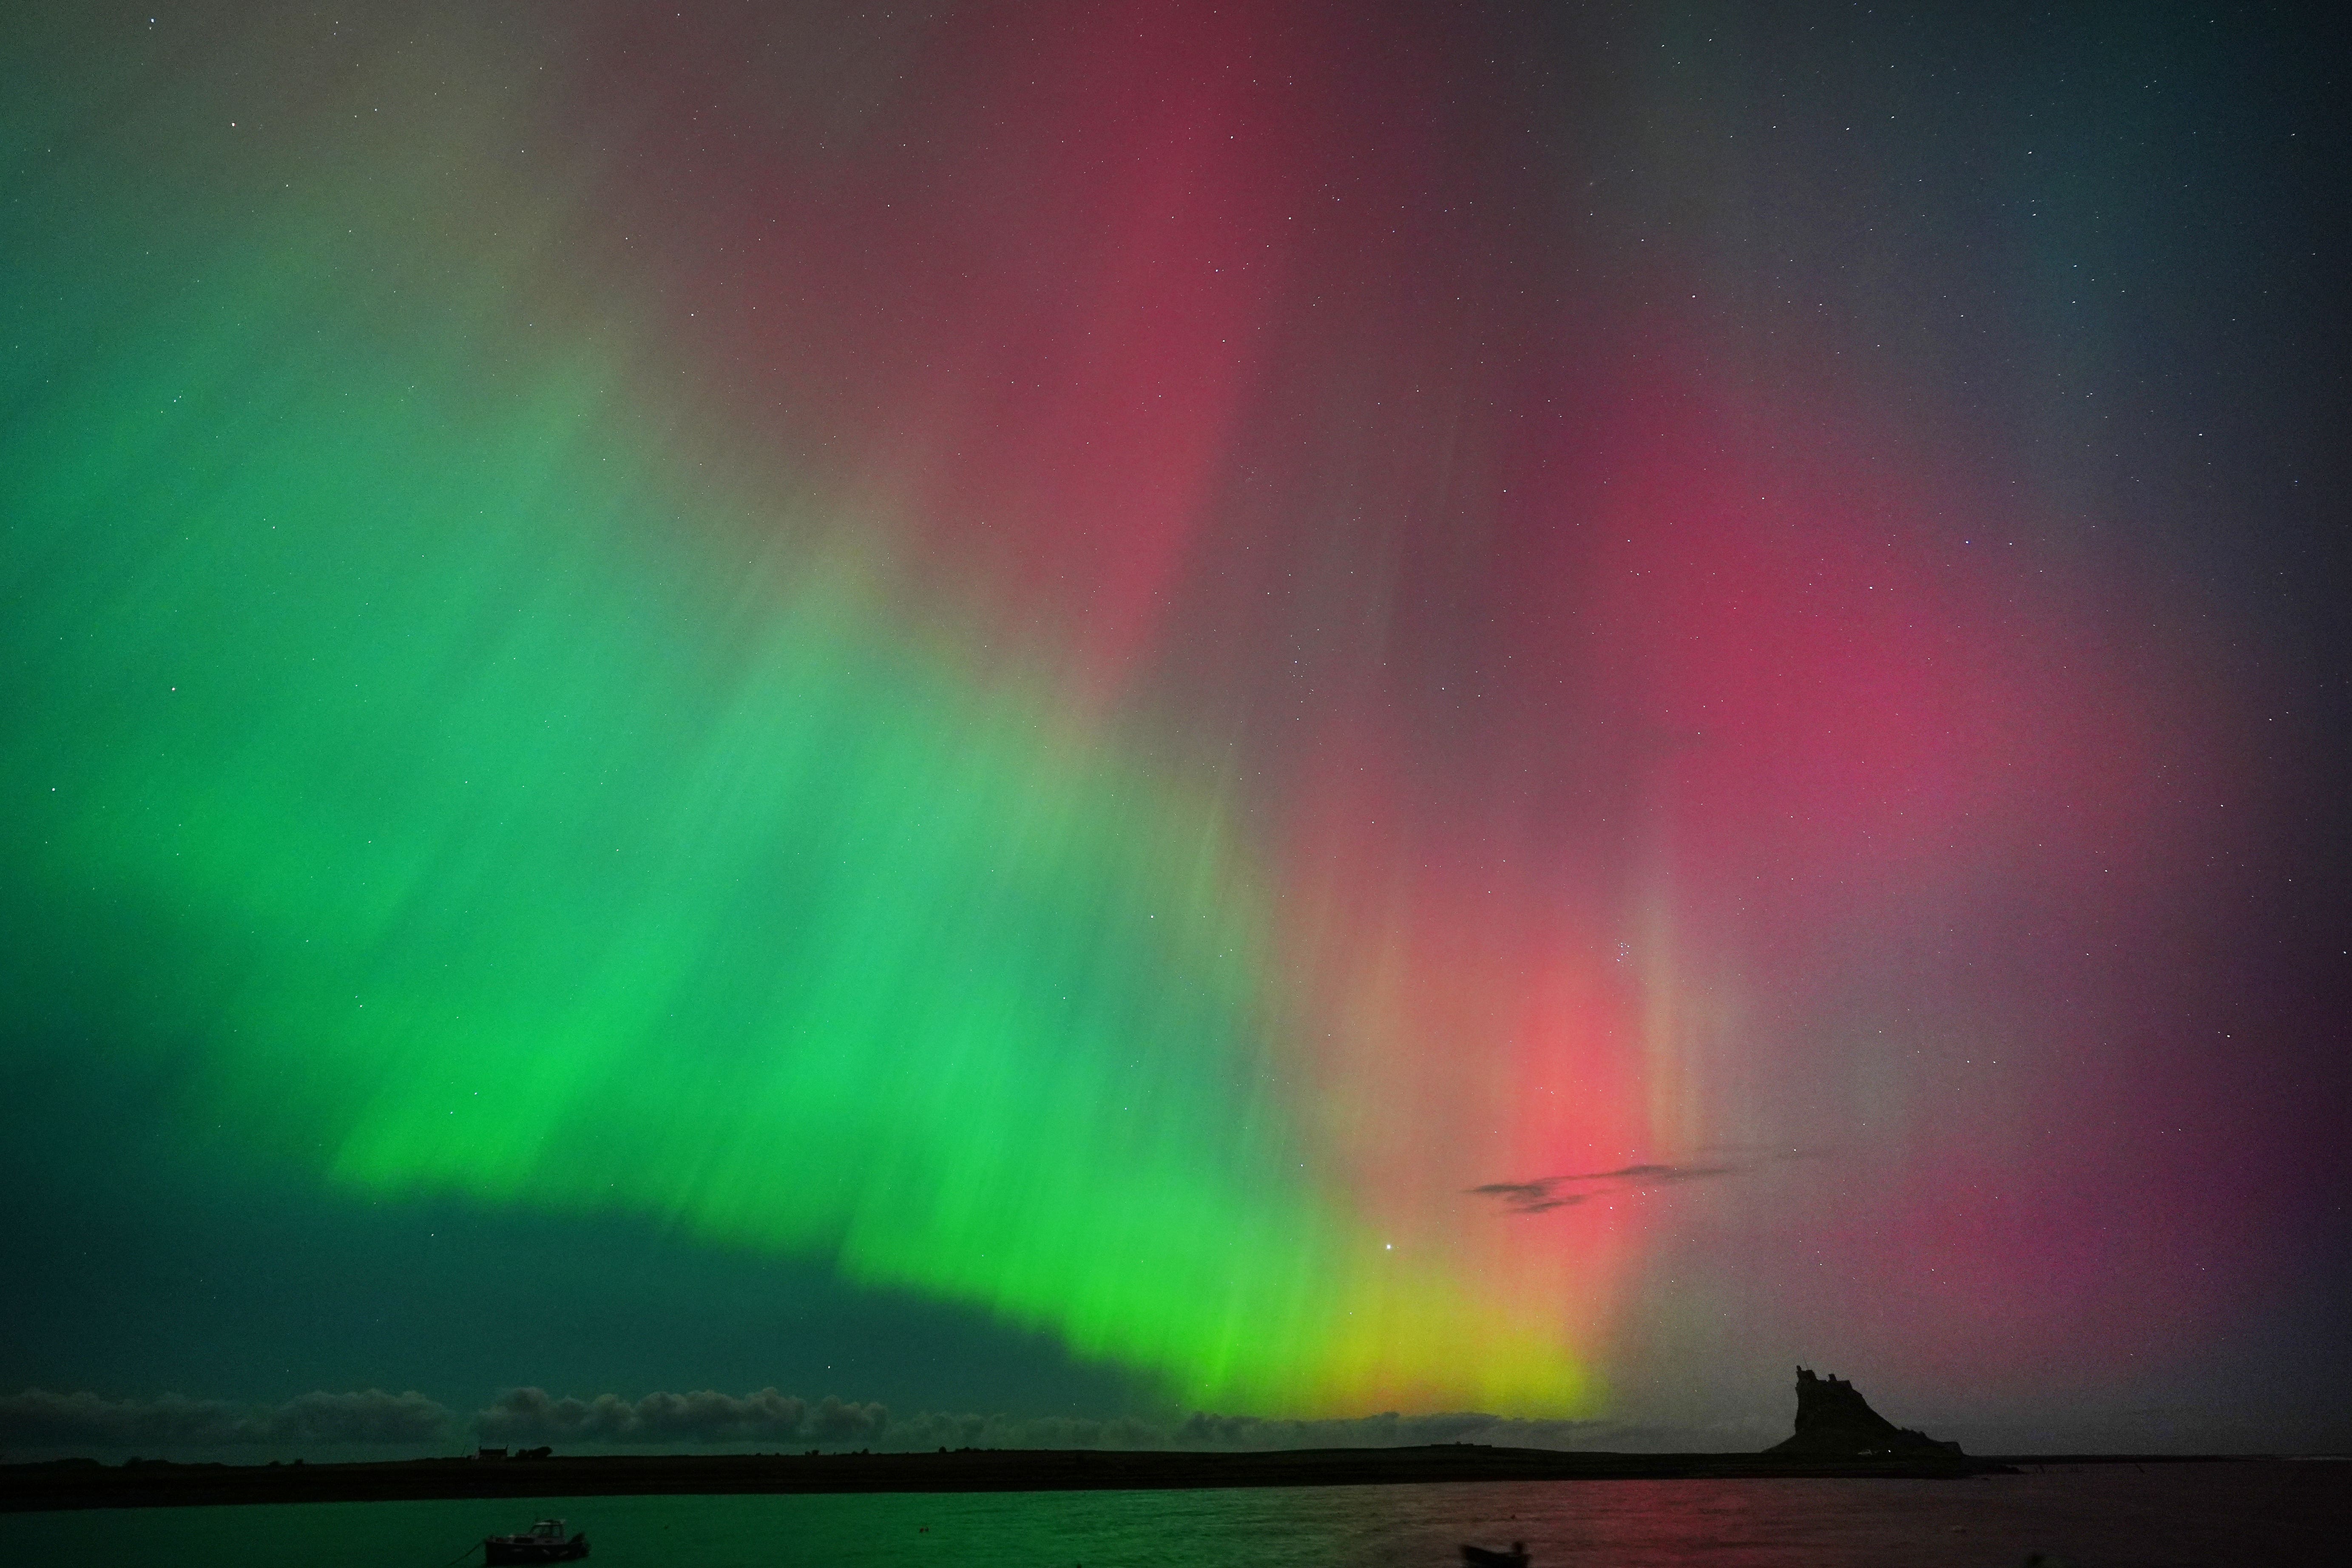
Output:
[{"left": 0, "top": 87, "right": 1587, "bottom": 1416}]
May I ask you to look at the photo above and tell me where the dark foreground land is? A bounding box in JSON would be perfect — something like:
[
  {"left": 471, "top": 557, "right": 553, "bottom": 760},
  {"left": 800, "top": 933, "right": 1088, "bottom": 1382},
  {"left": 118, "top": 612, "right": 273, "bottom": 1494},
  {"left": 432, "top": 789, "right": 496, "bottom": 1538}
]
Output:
[{"left": 0, "top": 1444, "right": 2113, "bottom": 1512}]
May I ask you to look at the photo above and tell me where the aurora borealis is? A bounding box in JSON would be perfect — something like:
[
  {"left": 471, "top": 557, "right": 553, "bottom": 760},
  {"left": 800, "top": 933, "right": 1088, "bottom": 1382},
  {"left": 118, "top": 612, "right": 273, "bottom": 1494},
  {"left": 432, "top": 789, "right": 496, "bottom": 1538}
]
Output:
[{"left": 4, "top": 2, "right": 2347, "bottom": 1453}]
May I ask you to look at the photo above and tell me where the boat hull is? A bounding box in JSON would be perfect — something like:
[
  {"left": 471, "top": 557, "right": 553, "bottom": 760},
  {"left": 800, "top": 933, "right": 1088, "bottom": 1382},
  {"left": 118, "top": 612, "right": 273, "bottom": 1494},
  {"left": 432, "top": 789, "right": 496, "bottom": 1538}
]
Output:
[
  {"left": 484, "top": 1537, "right": 589, "bottom": 1563},
  {"left": 1461, "top": 1548, "right": 1528, "bottom": 1568}
]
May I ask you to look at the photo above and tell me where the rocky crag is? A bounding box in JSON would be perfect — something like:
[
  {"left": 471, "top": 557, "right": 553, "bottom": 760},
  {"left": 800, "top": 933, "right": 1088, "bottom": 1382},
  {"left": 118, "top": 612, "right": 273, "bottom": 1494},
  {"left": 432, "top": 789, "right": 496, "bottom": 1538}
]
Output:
[{"left": 1765, "top": 1366, "right": 1963, "bottom": 1457}]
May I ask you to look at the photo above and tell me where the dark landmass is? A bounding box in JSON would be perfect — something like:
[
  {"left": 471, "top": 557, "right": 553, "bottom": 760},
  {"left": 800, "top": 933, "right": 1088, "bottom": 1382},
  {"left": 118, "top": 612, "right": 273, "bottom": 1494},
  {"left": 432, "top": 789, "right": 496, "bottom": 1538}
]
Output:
[
  {"left": 1, "top": 1444, "right": 2042, "bottom": 1512},
  {"left": 20, "top": 1365, "right": 2276, "bottom": 1512},
  {"left": 1767, "top": 1366, "right": 1965, "bottom": 1458}
]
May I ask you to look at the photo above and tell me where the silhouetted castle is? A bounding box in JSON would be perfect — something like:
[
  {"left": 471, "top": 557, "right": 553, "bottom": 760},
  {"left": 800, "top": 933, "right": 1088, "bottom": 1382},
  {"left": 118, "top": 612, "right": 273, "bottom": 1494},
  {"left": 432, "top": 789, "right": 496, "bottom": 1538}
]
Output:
[{"left": 1765, "top": 1366, "right": 1963, "bottom": 1457}]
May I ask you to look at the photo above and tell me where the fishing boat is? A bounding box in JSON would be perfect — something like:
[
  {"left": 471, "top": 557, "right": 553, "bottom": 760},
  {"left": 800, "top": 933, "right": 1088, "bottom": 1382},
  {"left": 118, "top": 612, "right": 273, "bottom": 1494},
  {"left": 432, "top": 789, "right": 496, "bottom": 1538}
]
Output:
[
  {"left": 484, "top": 1518, "right": 589, "bottom": 1563},
  {"left": 1460, "top": 1544, "right": 1528, "bottom": 1568}
]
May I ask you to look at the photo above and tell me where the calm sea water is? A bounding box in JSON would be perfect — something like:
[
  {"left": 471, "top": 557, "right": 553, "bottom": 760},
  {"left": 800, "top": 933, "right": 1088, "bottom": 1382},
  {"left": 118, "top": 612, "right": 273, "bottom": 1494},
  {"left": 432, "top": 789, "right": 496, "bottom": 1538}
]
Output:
[{"left": 2, "top": 1463, "right": 2342, "bottom": 1568}]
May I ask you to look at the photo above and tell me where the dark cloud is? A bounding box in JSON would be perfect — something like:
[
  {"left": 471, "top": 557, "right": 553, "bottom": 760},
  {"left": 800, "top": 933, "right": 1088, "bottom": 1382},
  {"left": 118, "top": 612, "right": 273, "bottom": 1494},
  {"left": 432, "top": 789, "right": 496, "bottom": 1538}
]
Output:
[
  {"left": 1607, "top": 1162, "right": 1736, "bottom": 1183},
  {"left": 1468, "top": 1160, "right": 1750, "bottom": 1214},
  {"left": 0, "top": 1388, "right": 453, "bottom": 1450},
  {"left": 474, "top": 1388, "right": 887, "bottom": 1447}
]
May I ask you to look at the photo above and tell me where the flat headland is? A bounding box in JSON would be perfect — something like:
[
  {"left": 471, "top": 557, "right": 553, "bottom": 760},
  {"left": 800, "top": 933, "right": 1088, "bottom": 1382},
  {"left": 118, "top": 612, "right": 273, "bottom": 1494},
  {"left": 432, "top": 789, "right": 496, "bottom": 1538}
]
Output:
[{"left": 0, "top": 1444, "right": 2057, "bottom": 1511}]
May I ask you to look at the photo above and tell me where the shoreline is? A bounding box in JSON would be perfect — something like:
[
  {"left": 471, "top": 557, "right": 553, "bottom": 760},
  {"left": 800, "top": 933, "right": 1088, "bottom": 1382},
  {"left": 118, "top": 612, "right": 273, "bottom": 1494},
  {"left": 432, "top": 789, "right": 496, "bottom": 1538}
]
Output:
[{"left": 6, "top": 1445, "right": 2246, "bottom": 1512}]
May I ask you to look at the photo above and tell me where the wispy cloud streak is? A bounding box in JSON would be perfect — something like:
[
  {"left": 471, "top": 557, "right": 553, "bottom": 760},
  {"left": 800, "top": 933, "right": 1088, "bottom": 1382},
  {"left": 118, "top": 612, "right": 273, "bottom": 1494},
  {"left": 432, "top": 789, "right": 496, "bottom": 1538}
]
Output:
[{"left": 1469, "top": 1150, "right": 1829, "bottom": 1215}]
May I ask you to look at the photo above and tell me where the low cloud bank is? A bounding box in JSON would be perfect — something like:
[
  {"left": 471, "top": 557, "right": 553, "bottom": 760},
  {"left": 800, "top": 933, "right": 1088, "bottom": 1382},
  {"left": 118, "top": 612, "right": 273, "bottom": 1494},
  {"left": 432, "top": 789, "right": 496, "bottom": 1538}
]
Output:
[
  {"left": 882, "top": 1408, "right": 1605, "bottom": 1452},
  {"left": 477, "top": 1388, "right": 889, "bottom": 1447},
  {"left": 5, "top": 1386, "right": 1614, "bottom": 1457},
  {"left": 476, "top": 1393, "right": 1605, "bottom": 1452},
  {"left": 0, "top": 1388, "right": 453, "bottom": 1449},
  {"left": 1168, "top": 1410, "right": 1602, "bottom": 1450}
]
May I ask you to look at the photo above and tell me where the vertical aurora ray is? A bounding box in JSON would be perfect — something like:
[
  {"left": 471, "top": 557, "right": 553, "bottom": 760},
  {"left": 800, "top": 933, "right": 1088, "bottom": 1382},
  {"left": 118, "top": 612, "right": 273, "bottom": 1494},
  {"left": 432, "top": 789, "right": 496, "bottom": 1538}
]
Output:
[
  {"left": 5, "top": 0, "right": 2327, "bottom": 1437},
  {"left": 0, "top": 9, "right": 1594, "bottom": 1415},
  {"left": 0, "top": 220, "right": 1585, "bottom": 1413}
]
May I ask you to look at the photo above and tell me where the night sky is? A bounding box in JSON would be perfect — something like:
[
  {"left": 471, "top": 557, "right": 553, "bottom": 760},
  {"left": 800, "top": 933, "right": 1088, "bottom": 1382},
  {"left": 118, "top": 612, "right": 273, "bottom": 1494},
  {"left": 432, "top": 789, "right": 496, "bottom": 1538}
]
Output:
[{"left": 4, "top": 1, "right": 2348, "bottom": 1458}]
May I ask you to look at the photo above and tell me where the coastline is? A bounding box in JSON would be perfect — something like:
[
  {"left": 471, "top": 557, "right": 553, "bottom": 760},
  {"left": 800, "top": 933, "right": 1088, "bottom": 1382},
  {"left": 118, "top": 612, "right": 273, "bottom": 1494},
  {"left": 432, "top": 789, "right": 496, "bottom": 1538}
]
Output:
[{"left": 1, "top": 1444, "right": 2112, "bottom": 1512}]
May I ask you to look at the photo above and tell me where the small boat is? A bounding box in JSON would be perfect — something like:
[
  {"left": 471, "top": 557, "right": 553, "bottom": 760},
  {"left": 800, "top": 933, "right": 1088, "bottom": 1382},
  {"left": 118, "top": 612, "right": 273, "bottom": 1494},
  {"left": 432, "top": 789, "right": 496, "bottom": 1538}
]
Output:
[
  {"left": 484, "top": 1518, "right": 589, "bottom": 1563},
  {"left": 1461, "top": 1544, "right": 1529, "bottom": 1568}
]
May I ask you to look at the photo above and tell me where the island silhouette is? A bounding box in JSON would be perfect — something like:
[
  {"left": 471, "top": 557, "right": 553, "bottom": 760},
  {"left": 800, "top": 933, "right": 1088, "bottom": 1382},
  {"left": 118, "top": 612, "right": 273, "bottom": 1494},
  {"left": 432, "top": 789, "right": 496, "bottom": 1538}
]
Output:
[{"left": 1766, "top": 1366, "right": 1964, "bottom": 1458}]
